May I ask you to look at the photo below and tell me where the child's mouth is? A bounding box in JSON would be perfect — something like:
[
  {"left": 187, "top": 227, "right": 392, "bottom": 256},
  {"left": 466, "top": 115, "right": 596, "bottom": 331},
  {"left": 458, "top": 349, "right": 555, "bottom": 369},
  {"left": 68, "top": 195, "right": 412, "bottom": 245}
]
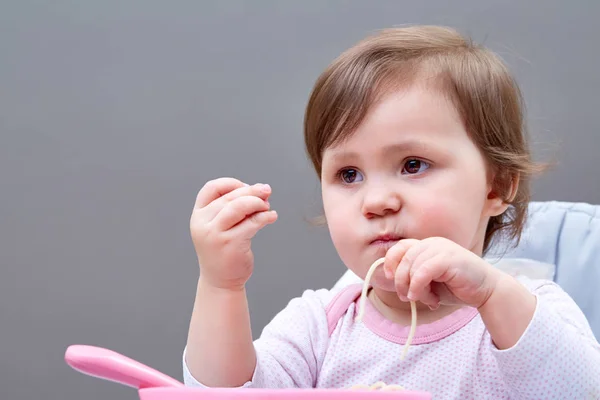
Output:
[{"left": 370, "top": 234, "right": 403, "bottom": 249}]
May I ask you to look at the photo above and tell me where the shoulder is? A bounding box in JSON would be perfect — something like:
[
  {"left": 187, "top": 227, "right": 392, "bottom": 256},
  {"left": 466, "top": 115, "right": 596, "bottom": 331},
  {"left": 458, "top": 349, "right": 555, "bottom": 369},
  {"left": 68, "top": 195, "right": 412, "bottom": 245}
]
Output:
[
  {"left": 515, "top": 275, "right": 556, "bottom": 291},
  {"left": 514, "top": 275, "right": 592, "bottom": 327},
  {"left": 514, "top": 275, "right": 575, "bottom": 303},
  {"left": 259, "top": 284, "right": 364, "bottom": 337},
  {"left": 514, "top": 275, "right": 568, "bottom": 297},
  {"left": 264, "top": 286, "right": 346, "bottom": 326},
  {"left": 287, "top": 287, "right": 341, "bottom": 310}
]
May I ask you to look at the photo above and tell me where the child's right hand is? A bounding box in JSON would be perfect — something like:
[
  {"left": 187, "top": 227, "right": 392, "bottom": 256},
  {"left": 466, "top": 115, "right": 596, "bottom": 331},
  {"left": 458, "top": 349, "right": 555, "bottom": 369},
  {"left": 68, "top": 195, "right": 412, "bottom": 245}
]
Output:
[{"left": 190, "top": 177, "right": 277, "bottom": 290}]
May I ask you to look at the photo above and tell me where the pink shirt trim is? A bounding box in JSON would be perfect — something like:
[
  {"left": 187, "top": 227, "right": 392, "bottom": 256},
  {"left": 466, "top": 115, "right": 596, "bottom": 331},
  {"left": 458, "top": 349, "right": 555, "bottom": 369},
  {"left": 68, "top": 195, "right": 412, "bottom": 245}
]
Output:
[
  {"left": 359, "top": 295, "right": 479, "bottom": 344},
  {"left": 325, "top": 285, "right": 362, "bottom": 336},
  {"left": 325, "top": 283, "right": 479, "bottom": 344}
]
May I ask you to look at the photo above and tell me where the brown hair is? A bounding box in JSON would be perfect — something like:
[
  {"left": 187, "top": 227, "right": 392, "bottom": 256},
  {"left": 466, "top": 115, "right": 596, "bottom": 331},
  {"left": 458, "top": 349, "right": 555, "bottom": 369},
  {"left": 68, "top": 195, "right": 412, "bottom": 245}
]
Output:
[{"left": 303, "top": 25, "right": 545, "bottom": 254}]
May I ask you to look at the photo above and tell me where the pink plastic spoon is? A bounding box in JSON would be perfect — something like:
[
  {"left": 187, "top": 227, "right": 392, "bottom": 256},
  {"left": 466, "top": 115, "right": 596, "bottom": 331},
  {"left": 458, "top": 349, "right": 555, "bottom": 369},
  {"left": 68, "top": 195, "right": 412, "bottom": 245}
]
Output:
[{"left": 65, "top": 344, "right": 184, "bottom": 389}]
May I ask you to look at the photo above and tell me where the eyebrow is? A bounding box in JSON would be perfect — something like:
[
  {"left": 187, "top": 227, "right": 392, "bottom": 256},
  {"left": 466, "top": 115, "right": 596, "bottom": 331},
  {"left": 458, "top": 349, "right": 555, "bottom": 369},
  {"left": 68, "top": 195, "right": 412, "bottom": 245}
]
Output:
[{"left": 326, "top": 140, "right": 434, "bottom": 164}]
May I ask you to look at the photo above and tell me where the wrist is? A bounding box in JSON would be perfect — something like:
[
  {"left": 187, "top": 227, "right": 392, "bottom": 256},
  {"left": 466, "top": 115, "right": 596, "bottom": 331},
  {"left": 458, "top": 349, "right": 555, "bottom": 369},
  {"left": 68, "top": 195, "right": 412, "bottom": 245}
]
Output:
[
  {"left": 197, "top": 258, "right": 250, "bottom": 292},
  {"left": 476, "top": 266, "right": 504, "bottom": 310},
  {"left": 198, "top": 275, "right": 247, "bottom": 293},
  {"left": 477, "top": 269, "right": 532, "bottom": 312},
  {"left": 477, "top": 271, "right": 537, "bottom": 349}
]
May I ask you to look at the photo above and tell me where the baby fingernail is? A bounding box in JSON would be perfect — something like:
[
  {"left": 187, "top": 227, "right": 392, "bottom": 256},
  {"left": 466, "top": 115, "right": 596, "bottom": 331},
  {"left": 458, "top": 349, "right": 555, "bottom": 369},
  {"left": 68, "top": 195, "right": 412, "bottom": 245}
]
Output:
[
  {"left": 399, "top": 295, "right": 409, "bottom": 302},
  {"left": 260, "top": 184, "right": 271, "bottom": 192}
]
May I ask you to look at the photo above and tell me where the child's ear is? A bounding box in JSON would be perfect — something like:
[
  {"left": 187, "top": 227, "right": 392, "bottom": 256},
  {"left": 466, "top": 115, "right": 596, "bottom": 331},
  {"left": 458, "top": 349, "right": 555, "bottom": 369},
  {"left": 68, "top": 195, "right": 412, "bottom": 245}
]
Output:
[
  {"left": 506, "top": 173, "right": 520, "bottom": 202},
  {"left": 486, "top": 173, "right": 520, "bottom": 217}
]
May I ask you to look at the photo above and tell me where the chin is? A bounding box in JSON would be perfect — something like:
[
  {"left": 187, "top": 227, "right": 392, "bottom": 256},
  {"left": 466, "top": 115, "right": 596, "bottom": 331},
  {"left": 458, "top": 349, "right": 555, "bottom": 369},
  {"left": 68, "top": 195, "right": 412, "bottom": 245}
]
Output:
[{"left": 371, "top": 280, "right": 396, "bottom": 293}]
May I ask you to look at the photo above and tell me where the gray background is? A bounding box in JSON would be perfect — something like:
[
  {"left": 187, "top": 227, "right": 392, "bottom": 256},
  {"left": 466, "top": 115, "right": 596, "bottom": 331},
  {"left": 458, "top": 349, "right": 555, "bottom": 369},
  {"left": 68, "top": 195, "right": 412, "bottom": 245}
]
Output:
[{"left": 2, "top": 1, "right": 599, "bottom": 399}]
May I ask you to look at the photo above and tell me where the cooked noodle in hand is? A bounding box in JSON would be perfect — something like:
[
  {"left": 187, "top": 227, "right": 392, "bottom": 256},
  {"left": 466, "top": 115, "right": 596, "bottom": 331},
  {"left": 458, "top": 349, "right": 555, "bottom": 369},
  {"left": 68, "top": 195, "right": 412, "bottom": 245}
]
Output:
[{"left": 351, "top": 257, "right": 418, "bottom": 390}]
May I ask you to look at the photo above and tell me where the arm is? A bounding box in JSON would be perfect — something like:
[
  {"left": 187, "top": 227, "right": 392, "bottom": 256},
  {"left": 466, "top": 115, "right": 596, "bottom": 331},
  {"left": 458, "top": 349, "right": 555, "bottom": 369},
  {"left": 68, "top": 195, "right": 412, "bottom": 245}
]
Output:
[
  {"left": 184, "top": 178, "right": 276, "bottom": 387},
  {"left": 486, "top": 278, "right": 600, "bottom": 399},
  {"left": 185, "top": 280, "right": 255, "bottom": 387},
  {"left": 184, "top": 288, "right": 332, "bottom": 389},
  {"left": 477, "top": 271, "right": 537, "bottom": 349},
  {"left": 384, "top": 236, "right": 599, "bottom": 397}
]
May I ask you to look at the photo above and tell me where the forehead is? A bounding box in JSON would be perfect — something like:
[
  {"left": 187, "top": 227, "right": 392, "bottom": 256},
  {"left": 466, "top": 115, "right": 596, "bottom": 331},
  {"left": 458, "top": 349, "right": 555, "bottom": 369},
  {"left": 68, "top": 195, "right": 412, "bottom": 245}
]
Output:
[{"left": 322, "top": 86, "right": 467, "bottom": 160}]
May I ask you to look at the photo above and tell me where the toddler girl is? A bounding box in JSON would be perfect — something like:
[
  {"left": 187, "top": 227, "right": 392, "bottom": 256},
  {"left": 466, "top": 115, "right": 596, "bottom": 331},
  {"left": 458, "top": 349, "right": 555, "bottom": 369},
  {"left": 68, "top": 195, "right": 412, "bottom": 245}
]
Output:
[{"left": 183, "top": 25, "right": 600, "bottom": 399}]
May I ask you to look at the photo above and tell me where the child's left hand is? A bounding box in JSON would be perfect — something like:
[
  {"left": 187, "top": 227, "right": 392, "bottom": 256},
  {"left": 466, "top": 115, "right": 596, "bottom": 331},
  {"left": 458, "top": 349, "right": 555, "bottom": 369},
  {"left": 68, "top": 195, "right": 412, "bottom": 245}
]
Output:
[{"left": 383, "top": 237, "right": 501, "bottom": 310}]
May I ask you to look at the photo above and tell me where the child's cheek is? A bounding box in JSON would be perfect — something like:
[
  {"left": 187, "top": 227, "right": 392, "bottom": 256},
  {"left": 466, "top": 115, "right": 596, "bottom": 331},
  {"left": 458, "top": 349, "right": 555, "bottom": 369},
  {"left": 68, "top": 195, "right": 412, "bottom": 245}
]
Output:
[
  {"left": 409, "top": 200, "right": 471, "bottom": 246},
  {"left": 325, "top": 211, "right": 355, "bottom": 254}
]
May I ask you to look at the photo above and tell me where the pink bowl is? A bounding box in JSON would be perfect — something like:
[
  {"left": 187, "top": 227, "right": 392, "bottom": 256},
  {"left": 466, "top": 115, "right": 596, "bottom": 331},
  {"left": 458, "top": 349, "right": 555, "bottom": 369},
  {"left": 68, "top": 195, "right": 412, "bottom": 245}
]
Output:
[
  {"left": 139, "top": 387, "right": 431, "bottom": 400},
  {"left": 64, "top": 344, "right": 431, "bottom": 400}
]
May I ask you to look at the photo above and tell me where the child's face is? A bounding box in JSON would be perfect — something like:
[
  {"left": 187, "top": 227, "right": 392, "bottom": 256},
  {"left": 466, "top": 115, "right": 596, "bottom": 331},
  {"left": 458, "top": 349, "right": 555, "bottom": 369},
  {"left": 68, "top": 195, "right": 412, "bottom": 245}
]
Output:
[{"left": 320, "top": 85, "right": 506, "bottom": 291}]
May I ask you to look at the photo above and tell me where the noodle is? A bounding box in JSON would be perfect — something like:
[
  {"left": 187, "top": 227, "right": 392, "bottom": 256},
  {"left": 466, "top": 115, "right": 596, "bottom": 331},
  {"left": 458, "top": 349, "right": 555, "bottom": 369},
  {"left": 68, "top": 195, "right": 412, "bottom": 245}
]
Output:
[
  {"left": 350, "top": 381, "right": 405, "bottom": 391},
  {"left": 355, "top": 257, "right": 417, "bottom": 360},
  {"left": 350, "top": 257, "right": 418, "bottom": 391}
]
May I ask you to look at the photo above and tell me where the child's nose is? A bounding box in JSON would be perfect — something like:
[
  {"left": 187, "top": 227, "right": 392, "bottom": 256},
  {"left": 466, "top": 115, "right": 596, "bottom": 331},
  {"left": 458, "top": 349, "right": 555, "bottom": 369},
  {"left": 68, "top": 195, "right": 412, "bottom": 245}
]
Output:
[{"left": 361, "top": 184, "right": 402, "bottom": 218}]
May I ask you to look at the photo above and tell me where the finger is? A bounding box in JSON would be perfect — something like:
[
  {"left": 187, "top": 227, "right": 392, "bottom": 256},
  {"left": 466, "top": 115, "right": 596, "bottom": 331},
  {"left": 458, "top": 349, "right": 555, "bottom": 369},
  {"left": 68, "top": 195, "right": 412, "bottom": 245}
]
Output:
[
  {"left": 407, "top": 243, "right": 440, "bottom": 281},
  {"left": 383, "top": 239, "right": 419, "bottom": 279},
  {"left": 213, "top": 195, "right": 272, "bottom": 231},
  {"left": 393, "top": 240, "right": 426, "bottom": 301},
  {"left": 393, "top": 266, "right": 410, "bottom": 302},
  {"left": 415, "top": 283, "right": 441, "bottom": 310},
  {"left": 204, "top": 184, "right": 272, "bottom": 220},
  {"left": 228, "top": 210, "right": 278, "bottom": 239},
  {"left": 408, "top": 253, "right": 451, "bottom": 304},
  {"left": 401, "top": 244, "right": 438, "bottom": 303},
  {"left": 221, "top": 183, "right": 271, "bottom": 203},
  {"left": 195, "top": 178, "right": 248, "bottom": 209}
]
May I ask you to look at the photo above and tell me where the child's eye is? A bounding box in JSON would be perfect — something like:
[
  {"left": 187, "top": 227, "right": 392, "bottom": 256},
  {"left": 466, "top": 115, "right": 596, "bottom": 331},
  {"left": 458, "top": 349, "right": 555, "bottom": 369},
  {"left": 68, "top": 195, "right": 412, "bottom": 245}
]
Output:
[
  {"left": 339, "top": 168, "right": 363, "bottom": 184},
  {"left": 402, "top": 159, "right": 430, "bottom": 175}
]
